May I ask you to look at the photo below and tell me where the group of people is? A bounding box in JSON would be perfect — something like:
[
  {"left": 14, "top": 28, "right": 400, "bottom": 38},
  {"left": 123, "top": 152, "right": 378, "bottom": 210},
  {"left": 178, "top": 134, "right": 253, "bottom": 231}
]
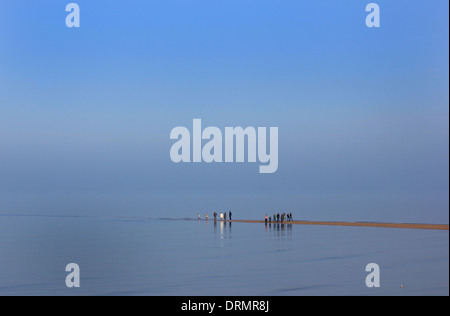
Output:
[
  {"left": 198, "top": 212, "right": 232, "bottom": 221},
  {"left": 265, "top": 212, "right": 293, "bottom": 224},
  {"left": 197, "top": 211, "right": 293, "bottom": 223}
]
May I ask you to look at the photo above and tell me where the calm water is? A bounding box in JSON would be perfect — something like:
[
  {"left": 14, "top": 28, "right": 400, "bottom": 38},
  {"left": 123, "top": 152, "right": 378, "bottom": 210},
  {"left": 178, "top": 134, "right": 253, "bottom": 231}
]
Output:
[{"left": 0, "top": 214, "right": 448, "bottom": 296}]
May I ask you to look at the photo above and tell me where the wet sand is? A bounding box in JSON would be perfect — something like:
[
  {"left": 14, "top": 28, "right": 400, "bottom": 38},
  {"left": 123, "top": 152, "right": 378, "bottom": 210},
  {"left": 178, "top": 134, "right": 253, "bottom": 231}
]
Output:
[{"left": 220, "top": 219, "right": 449, "bottom": 230}]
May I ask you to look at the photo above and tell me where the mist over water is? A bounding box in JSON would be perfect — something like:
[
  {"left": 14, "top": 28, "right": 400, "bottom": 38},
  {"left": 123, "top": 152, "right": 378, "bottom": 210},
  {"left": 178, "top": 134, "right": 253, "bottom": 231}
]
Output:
[
  {"left": 0, "top": 0, "right": 448, "bottom": 297},
  {"left": 0, "top": 1, "right": 449, "bottom": 225}
]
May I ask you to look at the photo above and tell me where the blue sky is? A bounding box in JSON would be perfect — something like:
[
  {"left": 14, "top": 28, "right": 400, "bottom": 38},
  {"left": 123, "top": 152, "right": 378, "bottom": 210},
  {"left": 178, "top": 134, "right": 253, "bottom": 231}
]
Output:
[{"left": 0, "top": 0, "right": 448, "bottom": 223}]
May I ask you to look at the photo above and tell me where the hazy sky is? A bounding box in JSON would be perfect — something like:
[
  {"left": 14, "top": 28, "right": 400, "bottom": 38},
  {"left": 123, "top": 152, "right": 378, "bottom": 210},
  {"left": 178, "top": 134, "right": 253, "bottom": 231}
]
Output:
[{"left": 0, "top": 0, "right": 448, "bottom": 223}]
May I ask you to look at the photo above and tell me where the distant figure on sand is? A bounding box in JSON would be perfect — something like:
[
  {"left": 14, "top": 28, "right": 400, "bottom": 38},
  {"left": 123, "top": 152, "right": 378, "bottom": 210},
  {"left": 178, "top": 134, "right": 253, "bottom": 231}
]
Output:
[
  {"left": 220, "top": 213, "right": 224, "bottom": 220},
  {"left": 224, "top": 212, "right": 227, "bottom": 220},
  {"left": 229, "top": 211, "right": 232, "bottom": 220},
  {"left": 206, "top": 214, "right": 209, "bottom": 220},
  {"left": 265, "top": 214, "right": 268, "bottom": 224},
  {"left": 198, "top": 214, "right": 201, "bottom": 219},
  {"left": 214, "top": 212, "right": 217, "bottom": 220}
]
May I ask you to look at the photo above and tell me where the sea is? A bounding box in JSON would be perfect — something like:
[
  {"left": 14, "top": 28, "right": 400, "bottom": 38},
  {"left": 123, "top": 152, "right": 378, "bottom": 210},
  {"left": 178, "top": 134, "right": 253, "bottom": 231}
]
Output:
[{"left": 0, "top": 214, "right": 448, "bottom": 296}]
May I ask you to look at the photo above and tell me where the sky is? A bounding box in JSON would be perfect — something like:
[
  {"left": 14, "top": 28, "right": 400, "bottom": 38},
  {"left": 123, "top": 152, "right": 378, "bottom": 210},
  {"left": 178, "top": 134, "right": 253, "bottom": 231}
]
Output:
[{"left": 0, "top": 0, "right": 448, "bottom": 223}]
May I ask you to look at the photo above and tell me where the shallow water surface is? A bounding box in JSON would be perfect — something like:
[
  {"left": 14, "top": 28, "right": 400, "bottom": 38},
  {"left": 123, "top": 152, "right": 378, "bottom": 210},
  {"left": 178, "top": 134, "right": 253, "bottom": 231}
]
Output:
[{"left": 0, "top": 215, "right": 448, "bottom": 295}]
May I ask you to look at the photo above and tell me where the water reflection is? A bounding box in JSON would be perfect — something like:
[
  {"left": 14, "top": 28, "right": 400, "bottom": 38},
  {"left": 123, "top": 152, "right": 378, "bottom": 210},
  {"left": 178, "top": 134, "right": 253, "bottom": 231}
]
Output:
[
  {"left": 213, "top": 220, "right": 232, "bottom": 248},
  {"left": 209, "top": 219, "right": 294, "bottom": 251},
  {"left": 264, "top": 223, "right": 293, "bottom": 254},
  {"left": 214, "top": 220, "right": 232, "bottom": 238},
  {"left": 265, "top": 223, "right": 293, "bottom": 240}
]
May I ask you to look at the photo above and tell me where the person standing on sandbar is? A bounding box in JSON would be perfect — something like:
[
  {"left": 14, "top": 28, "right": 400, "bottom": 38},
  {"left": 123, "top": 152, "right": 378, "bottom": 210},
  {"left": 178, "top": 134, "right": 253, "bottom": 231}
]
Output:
[{"left": 229, "top": 211, "right": 232, "bottom": 221}]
